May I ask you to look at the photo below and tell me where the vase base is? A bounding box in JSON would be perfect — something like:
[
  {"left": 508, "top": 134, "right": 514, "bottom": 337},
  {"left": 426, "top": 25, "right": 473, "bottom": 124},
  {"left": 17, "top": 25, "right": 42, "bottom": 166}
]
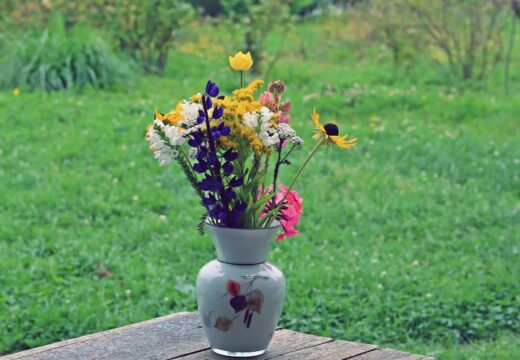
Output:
[{"left": 212, "top": 348, "right": 266, "bottom": 357}]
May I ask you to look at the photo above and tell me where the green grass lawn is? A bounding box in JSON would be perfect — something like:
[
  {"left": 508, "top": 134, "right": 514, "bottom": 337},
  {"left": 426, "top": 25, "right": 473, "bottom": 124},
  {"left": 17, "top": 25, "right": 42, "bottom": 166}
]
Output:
[{"left": 0, "top": 18, "right": 519, "bottom": 359}]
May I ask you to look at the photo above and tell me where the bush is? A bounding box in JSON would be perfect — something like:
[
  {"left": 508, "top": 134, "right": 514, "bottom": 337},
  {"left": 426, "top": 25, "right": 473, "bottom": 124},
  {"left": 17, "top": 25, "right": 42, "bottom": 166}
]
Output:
[
  {"left": 359, "top": 0, "right": 511, "bottom": 81},
  {"left": 0, "top": 15, "right": 133, "bottom": 92},
  {"left": 100, "top": 0, "right": 195, "bottom": 74},
  {"left": 0, "top": 1, "right": 194, "bottom": 76}
]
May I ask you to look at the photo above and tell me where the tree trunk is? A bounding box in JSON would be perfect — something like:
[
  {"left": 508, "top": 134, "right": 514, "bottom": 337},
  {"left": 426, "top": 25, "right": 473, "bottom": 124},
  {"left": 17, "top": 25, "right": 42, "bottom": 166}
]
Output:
[{"left": 505, "top": 1, "right": 518, "bottom": 93}]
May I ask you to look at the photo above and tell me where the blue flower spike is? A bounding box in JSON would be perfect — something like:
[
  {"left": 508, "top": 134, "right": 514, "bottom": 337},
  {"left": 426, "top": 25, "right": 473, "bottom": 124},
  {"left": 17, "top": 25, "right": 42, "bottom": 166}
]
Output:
[{"left": 205, "top": 80, "right": 219, "bottom": 97}]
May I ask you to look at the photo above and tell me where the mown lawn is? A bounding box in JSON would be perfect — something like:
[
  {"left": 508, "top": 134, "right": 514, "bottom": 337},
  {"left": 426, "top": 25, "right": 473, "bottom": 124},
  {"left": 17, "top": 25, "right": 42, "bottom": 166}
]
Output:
[{"left": 0, "top": 18, "right": 519, "bottom": 359}]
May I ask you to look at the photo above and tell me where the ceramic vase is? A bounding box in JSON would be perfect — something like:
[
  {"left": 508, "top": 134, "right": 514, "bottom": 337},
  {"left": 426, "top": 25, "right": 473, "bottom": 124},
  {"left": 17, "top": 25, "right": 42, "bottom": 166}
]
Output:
[{"left": 196, "top": 222, "right": 286, "bottom": 357}]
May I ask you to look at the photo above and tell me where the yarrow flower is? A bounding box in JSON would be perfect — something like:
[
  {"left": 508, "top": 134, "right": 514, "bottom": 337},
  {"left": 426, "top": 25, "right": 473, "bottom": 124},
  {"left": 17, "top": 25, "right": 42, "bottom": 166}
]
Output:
[
  {"left": 276, "top": 123, "right": 296, "bottom": 140},
  {"left": 290, "top": 136, "right": 304, "bottom": 145}
]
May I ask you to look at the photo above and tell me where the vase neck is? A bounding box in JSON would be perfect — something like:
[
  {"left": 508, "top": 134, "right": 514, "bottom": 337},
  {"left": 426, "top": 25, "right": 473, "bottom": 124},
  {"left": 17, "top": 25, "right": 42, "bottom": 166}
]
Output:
[{"left": 205, "top": 223, "right": 280, "bottom": 265}]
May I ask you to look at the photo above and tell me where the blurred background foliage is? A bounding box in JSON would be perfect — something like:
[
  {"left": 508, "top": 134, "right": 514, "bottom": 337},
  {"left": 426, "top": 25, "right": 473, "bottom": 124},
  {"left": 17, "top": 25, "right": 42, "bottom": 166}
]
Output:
[
  {"left": 0, "top": 0, "right": 520, "bottom": 90},
  {"left": 0, "top": 13, "right": 132, "bottom": 91},
  {"left": 0, "top": 0, "right": 518, "bottom": 359},
  {"left": 0, "top": 0, "right": 518, "bottom": 88}
]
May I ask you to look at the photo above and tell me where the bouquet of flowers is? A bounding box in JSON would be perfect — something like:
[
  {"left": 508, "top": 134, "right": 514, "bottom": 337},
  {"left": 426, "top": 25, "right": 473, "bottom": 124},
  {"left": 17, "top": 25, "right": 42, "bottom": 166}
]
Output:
[{"left": 145, "top": 51, "right": 357, "bottom": 240}]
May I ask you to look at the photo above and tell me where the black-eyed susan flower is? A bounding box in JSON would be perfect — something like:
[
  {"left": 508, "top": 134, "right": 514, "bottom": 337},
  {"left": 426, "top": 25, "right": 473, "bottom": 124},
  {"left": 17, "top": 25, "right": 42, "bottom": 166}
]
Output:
[{"left": 311, "top": 108, "right": 357, "bottom": 149}]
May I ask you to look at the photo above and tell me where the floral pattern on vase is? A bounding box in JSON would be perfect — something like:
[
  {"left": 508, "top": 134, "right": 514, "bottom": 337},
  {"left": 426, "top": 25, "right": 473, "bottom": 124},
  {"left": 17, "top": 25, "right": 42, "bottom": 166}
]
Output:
[{"left": 197, "top": 259, "right": 285, "bottom": 355}]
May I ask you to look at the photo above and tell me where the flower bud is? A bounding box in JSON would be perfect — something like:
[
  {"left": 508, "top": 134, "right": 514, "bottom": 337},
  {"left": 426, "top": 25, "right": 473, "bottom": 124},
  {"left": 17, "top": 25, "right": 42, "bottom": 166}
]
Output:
[
  {"left": 259, "top": 91, "right": 274, "bottom": 106},
  {"left": 280, "top": 100, "right": 291, "bottom": 112},
  {"left": 268, "top": 80, "right": 286, "bottom": 94},
  {"left": 276, "top": 113, "right": 291, "bottom": 124}
]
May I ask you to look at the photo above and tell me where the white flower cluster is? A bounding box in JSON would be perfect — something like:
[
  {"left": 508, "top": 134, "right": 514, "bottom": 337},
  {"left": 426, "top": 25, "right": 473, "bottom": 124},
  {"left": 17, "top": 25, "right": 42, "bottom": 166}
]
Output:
[
  {"left": 260, "top": 125, "right": 279, "bottom": 147},
  {"left": 243, "top": 107, "right": 273, "bottom": 128},
  {"left": 178, "top": 101, "right": 202, "bottom": 128},
  {"left": 243, "top": 107, "right": 303, "bottom": 147},
  {"left": 153, "top": 118, "right": 185, "bottom": 146},
  {"left": 243, "top": 107, "right": 281, "bottom": 147},
  {"left": 277, "top": 124, "right": 304, "bottom": 145},
  {"left": 164, "top": 124, "right": 184, "bottom": 146},
  {"left": 146, "top": 126, "right": 179, "bottom": 166}
]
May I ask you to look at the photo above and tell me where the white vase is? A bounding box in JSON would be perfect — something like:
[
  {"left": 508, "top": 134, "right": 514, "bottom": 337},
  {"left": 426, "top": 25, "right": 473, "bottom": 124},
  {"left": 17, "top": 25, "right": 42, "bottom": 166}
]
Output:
[{"left": 196, "top": 222, "right": 286, "bottom": 357}]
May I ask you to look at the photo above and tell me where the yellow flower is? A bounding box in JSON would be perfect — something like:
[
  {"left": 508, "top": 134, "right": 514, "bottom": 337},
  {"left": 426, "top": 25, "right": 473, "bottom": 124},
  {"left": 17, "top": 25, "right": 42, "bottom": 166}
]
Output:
[
  {"left": 154, "top": 111, "right": 165, "bottom": 121},
  {"left": 233, "top": 80, "right": 264, "bottom": 102},
  {"left": 12, "top": 88, "right": 20, "bottom": 97},
  {"left": 229, "top": 51, "right": 253, "bottom": 71},
  {"left": 311, "top": 109, "right": 357, "bottom": 149}
]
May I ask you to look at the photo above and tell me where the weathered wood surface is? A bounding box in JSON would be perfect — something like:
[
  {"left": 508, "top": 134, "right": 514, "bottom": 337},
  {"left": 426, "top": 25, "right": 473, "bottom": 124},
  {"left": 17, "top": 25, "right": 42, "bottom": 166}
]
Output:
[{"left": 2, "top": 311, "right": 434, "bottom": 360}]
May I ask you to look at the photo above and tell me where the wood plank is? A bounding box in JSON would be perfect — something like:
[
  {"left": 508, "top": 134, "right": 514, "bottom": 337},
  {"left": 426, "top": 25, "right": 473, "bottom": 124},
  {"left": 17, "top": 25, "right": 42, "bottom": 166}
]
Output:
[
  {"left": 178, "top": 329, "right": 333, "bottom": 359},
  {"left": 2, "top": 311, "right": 431, "bottom": 360},
  {"left": 348, "top": 348, "right": 418, "bottom": 360},
  {"left": 264, "top": 339, "right": 377, "bottom": 360},
  {"left": 2, "top": 312, "right": 208, "bottom": 360}
]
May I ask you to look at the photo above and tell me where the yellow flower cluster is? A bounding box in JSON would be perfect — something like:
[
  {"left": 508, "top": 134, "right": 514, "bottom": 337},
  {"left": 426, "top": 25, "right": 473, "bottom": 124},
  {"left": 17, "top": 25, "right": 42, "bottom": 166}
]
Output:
[
  {"left": 225, "top": 80, "right": 270, "bottom": 156},
  {"left": 233, "top": 80, "right": 264, "bottom": 103},
  {"left": 218, "top": 136, "right": 239, "bottom": 149}
]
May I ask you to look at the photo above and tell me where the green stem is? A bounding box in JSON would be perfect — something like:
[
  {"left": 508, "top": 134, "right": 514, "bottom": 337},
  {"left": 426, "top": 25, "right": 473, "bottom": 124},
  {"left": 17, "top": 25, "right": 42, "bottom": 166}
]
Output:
[
  {"left": 179, "top": 146, "right": 197, "bottom": 185},
  {"left": 240, "top": 70, "right": 243, "bottom": 88},
  {"left": 271, "top": 140, "right": 284, "bottom": 195},
  {"left": 177, "top": 145, "right": 204, "bottom": 200},
  {"left": 280, "top": 144, "right": 296, "bottom": 163},
  {"left": 261, "top": 153, "right": 270, "bottom": 193},
  {"left": 265, "top": 138, "right": 325, "bottom": 226}
]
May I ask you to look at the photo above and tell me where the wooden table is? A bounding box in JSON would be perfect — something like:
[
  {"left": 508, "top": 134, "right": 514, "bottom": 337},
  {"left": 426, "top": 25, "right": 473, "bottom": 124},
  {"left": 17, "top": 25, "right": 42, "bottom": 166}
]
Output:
[{"left": 3, "top": 312, "right": 434, "bottom": 360}]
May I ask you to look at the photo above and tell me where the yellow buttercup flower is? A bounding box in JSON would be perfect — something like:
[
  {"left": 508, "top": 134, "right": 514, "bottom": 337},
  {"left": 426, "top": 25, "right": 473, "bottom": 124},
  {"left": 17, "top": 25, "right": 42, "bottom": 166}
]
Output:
[
  {"left": 12, "top": 88, "right": 20, "bottom": 97},
  {"left": 311, "top": 109, "right": 357, "bottom": 149},
  {"left": 229, "top": 51, "right": 253, "bottom": 71}
]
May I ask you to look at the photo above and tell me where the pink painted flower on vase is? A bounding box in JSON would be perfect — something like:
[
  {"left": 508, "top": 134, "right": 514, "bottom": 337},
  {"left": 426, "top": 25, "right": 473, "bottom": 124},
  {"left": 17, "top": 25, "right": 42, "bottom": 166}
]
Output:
[{"left": 260, "top": 184, "right": 303, "bottom": 241}]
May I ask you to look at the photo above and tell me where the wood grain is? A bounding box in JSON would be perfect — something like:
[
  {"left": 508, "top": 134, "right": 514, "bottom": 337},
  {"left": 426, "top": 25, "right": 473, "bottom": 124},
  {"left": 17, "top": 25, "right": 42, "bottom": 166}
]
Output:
[
  {"left": 268, "top": 339, "right": 377, "bottom": 360},
  {"left": 178, "top": 328, "right": 333, "bottom": 359},
  {"left": 1, "top": 311, "right": 432, "bottom": 360},
  {"left": 2, "top": 312, "right": 207, "bottom": 360},
  {"left": 348, "top": 348, "right": 421, "bottom": 360}
]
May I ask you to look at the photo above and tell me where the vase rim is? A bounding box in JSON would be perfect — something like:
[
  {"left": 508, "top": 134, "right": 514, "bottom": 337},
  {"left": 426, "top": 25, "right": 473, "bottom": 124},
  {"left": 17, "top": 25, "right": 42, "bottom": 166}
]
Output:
[{"left": 204, "top": 219, "right": 281, "bottom": 231}]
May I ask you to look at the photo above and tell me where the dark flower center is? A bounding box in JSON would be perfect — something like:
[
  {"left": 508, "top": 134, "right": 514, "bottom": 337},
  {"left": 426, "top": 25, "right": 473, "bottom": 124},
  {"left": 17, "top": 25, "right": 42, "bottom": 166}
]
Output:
[{"left": 323, "top": 123, "right": 339, "bottom": 136}]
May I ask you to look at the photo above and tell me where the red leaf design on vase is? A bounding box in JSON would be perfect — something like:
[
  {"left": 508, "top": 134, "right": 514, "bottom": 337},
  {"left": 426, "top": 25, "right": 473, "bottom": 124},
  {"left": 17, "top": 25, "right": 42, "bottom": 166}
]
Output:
[{"left": 226, "top": 279, "right": 241, "bottom": 296}]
